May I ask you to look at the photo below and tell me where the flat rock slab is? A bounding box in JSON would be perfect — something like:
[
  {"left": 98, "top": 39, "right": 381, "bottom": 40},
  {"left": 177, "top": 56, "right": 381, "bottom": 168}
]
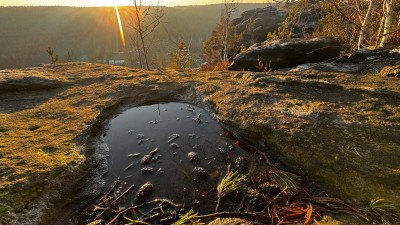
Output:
[
  {"left": 0, "top": 62, "right": 399, "bottom": 223},
  {"left": 229, "top": 37, "right": 341, "bottom": 71}
]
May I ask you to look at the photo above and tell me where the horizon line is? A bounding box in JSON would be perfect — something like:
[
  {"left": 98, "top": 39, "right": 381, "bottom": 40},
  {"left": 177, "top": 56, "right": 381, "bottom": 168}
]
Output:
[{"left": 0, "top": 2, "right": 272, "bottom": 8}]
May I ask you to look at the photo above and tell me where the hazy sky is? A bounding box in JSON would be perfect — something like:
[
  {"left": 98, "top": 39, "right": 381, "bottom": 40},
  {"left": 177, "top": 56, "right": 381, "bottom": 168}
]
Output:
[{"left": 0, "top": 0, "right": 269, "bottom": 7}]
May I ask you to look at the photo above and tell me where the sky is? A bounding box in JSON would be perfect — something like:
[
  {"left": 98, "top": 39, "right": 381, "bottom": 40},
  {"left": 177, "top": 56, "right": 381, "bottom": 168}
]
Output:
[{"left": 0, "top": 0, "right": 269, "bottom": 7}]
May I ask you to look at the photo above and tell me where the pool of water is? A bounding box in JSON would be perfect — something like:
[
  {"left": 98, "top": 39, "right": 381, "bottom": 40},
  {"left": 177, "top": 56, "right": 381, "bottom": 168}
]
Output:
[{"left": 98, "top": 102, "right": 267, "bottom": 217}]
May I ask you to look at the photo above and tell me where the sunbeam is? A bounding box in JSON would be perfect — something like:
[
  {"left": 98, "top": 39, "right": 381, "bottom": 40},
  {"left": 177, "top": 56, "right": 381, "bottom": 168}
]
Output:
[{"left": 115, "top": 6, "right": 126, "bottom": 48}]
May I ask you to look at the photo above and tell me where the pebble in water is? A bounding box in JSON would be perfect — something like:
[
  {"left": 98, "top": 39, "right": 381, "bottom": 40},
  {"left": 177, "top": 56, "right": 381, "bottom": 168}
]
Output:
[
  {"left": 128, "top": 130, "right": 134, "bottom": 134},
  {"left": 137, "top": 134, "right": 145, "bottom": 139},
  {"left": 169, "top": 143, "right": 180, "bottom": 149}
]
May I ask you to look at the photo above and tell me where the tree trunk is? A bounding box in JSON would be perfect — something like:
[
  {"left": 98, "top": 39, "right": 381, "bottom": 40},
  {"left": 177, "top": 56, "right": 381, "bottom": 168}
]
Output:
[
  {"left": 380, "top": 0, "right": 394, "bottom": 47},
  {"left": 358, "top": 0, "right": 376, "bottom": 49},
  {"left": 223, "top": 18, "right": 229, "bottom": 62},
  {"left": 375, "top": 15, "right": 386, "bottom": 48}
]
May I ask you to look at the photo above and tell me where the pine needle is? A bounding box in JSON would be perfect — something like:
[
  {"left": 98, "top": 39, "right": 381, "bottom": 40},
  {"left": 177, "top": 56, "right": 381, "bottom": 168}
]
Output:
[
  {"left": 271, "top": 170, "right": 301, "bottom": 195},
  {"left": 366, "top": 198, "right": 399, "bottom": 225},
  {"left": 172, "top": 209, "right": 204, "bottom": 225},
  {"left": 216, "top": 170, "right": 247, "bottom": 211},
  {"left": 303, "top": 204, "right": 314, "bottom": 225}
]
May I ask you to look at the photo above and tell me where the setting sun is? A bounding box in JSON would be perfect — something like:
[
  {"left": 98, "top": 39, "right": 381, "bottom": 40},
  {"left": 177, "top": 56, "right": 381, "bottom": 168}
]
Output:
[{"left": 93, "top": 0, "right": 132, "bottom": 6}]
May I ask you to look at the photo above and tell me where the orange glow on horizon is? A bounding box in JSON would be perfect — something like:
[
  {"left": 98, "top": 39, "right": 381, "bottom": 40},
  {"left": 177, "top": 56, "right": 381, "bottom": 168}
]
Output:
[{"left": 115, "top": 6, "right": 126, "bottom": 48}]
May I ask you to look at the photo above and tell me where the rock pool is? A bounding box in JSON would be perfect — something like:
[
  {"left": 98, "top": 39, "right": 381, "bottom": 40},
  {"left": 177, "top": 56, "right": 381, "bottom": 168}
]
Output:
[{"left": 99, "top": 103, "right": 259, "bottom": 215}]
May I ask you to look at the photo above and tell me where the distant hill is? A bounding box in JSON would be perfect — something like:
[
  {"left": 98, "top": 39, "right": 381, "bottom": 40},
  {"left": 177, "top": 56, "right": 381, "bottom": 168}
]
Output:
[{"left": 0, "top": 4, "right": 273, "bottom": 69}]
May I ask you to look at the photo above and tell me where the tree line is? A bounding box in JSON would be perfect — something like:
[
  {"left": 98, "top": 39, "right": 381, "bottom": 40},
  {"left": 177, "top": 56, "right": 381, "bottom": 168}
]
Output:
[{"left": 270, "top": 0, "right": 400, "bottom": 51}]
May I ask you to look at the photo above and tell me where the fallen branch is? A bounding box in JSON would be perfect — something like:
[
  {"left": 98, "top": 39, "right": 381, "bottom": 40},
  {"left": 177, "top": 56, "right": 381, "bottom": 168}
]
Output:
[{"left": 95, "top": 184, "right": 135, "bottom": 220}]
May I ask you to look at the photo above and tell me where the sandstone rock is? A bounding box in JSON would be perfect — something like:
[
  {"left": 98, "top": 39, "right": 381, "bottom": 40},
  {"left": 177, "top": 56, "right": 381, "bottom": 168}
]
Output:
[
  {"left": 380, "top": 65, "right": 400, "bottom": 77},
  {"left": 232, "top": 7, "right": 287, "bottom": 46},
  {"left": 228, "top": 37, "right": 341, "bottom": 71},
  {"left": 286, "top": 63, "right": 363, "bottom": 74},
  {"left": 344, "top": 48, "right": 391, "bottom": 63}
]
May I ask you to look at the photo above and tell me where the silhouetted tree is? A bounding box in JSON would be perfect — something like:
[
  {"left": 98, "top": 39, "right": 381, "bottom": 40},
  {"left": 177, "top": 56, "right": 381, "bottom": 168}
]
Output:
[{"left": 128, "top": 0, "right": 164, "bottom": 69}]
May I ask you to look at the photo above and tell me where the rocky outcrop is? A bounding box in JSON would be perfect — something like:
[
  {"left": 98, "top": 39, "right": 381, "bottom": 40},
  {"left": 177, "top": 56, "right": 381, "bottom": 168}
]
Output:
[
  {"left": 228, "top": 37, "right": 341, "bottom": 71},
  {"left": 1, "top": 62, "right": 400, "bottom": 223},
  {"left": 232, "top": 6, "right": 287, "bottom": 46}
]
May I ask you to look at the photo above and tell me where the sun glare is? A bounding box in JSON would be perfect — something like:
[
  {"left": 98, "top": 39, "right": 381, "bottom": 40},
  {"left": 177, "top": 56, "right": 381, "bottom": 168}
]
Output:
[
  {"left": 93, "top": 0, "right": 132, "bottom": 6},
  {"left": 115, "top": 6, "right": 126, "bottom": 48}
]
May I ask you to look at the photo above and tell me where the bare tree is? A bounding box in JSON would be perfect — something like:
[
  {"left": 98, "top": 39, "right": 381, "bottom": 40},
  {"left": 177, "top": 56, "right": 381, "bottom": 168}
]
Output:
[
  {"left": 222, "top": 0, "right": 239, "bottom": 62},
  {"left": 358, "top": 0, "right": 376, "bottom": 49},
  {"left": 380, "top": 0, "right": 395, "bottom": 47},
  {"left": 128, "top": 0, "right": 164, "bottom": 69}
]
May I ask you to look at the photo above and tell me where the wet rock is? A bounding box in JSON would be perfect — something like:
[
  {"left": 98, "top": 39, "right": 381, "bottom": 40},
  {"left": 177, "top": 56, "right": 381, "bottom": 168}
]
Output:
[
  {"left": 141, "top": 167, "right": 154, "bottom": 175},
  {"left": 168, "top": 134, "right": 180, "bottom": 143},
  {"left": 169, "top": 143, "right": 180, "bottom": 149},
  {"left": 188, "top": 133, "right": 196, "bottom": 139},
  {"left": 137, "top": 134, "right": 145, "bottom": 139},
  {"left": 127, "top": 130, "right": 134, "bottom": 134},
  {"left": 188, "top": 152, "right": 200, "bottom": 164},
  {"left": 193, "top": 167, "right": 207, "bottom": 178},
  {"left": 135, "top": 182, "right": 153, "bottom": 203},
  {"left": 138, "top": 140, "right": 144, "bottom": 144},
  {"left": 228, "top": 37, "right": 341, "bottom": 71}
]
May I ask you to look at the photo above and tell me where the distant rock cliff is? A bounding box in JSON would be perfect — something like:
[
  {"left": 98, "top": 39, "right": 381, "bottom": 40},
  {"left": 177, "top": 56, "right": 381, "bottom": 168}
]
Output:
[{"left": 232, "top": 6, "right": 287, "bottom": 46}]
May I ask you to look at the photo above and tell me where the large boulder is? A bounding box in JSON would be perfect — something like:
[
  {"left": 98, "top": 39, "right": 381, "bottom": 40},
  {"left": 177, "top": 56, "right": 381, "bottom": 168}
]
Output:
[
  {"left": 228, "top": 37, "right": 341, "bottom": 71},
  {"left": 232, "top": 6, "right": 287, "bottom": 46}
]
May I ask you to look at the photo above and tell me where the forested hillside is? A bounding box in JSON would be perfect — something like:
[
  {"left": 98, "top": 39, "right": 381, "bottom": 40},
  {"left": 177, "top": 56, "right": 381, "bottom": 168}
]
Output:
[{"left": 0, "top": 4, "right": 269, "bottom": 69}]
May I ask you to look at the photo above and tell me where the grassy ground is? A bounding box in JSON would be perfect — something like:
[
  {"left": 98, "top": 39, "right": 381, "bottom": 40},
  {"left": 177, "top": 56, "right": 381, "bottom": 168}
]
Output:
[{"left": 0, "top": 62, "right": 399, "bottom": 224}]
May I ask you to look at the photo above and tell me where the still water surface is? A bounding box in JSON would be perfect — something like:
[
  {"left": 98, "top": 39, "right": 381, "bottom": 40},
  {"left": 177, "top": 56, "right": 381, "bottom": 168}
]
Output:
[{"left": 103, "top": 103, "right": 258, "bottom": 213}]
